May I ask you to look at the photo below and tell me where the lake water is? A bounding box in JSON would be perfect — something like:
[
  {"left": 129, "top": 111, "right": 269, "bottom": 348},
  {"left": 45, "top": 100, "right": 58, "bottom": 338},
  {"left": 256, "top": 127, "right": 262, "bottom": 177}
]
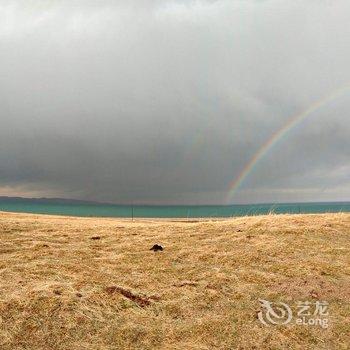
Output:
[{"left": 0, "top": 199, "right": 349, "bottom": 218}]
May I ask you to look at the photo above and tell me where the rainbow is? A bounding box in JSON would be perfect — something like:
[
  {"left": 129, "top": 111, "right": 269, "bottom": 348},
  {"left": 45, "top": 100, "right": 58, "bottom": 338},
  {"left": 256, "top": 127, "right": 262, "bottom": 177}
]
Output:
[{"left": 226, "top": 85, "right": 350, "bottom": 203}]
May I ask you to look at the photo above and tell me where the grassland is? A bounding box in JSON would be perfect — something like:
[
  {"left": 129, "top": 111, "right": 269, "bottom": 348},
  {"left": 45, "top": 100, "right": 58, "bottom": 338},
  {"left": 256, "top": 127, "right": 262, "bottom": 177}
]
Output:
[{"left": 0, "top": 212, "right": 349, "bottom": 349}]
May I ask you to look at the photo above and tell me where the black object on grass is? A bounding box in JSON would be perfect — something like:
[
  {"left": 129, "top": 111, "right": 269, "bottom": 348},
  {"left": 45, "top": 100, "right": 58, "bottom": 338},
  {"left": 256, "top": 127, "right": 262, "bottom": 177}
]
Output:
[{"left": 150, "top": 244, "right": 163, "bottom": 252}]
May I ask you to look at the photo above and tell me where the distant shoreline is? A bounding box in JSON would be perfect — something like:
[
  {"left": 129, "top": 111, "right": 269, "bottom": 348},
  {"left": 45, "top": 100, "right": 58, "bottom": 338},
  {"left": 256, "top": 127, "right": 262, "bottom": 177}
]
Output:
[
  {"left": 1, "top": 197, "right": 350, "bottom": 219},
  {"left": 1, "top": 195, "right": 350, "bottom": 207},
  {"left": 1, "top": 207, "right": 349, "bottom": 221}
]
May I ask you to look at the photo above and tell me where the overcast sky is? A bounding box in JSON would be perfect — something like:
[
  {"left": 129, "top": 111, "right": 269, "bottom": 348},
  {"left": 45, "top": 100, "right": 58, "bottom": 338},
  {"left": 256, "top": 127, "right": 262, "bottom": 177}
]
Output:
[{"left": 0, "top": 0, "right": 349, "bottom": 204}]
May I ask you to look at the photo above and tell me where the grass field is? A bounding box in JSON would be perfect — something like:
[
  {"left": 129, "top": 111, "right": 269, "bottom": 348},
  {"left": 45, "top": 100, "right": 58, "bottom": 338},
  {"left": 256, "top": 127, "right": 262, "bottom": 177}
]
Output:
[{"left": 0, "top": 212, "right": 349, "bottom": 349}]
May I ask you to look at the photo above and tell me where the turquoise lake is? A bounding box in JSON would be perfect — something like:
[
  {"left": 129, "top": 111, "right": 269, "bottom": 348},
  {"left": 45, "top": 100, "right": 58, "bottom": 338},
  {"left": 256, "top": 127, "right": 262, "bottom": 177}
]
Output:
[{"left": 0, "top": 199, "right": 349, "bottom": 218}]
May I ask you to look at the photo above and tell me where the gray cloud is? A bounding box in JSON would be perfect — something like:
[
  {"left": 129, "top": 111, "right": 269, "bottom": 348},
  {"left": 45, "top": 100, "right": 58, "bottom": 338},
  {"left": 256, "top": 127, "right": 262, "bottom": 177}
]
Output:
[{"left": 0, "top": 0, "right": 349, "bottom": 204}]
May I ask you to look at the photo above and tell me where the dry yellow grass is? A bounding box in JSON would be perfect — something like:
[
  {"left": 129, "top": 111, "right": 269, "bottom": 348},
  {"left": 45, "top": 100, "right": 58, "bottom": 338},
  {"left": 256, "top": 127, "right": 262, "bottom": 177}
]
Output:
[{"left": 0, "top": 211, "right": 349, "bottom": 349}]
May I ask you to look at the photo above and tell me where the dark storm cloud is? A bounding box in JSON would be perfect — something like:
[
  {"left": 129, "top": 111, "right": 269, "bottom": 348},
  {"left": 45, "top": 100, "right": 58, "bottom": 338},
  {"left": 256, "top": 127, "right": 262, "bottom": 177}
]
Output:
[{"left": 1, "top": 0, "right": 350, "bottom": 204}]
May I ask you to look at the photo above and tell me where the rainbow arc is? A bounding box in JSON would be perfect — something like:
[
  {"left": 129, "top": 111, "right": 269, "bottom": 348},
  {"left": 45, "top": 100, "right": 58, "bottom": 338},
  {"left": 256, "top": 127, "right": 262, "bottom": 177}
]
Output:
[{"left": 226, "top": 85, "right": 350, "bottom": 203}]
